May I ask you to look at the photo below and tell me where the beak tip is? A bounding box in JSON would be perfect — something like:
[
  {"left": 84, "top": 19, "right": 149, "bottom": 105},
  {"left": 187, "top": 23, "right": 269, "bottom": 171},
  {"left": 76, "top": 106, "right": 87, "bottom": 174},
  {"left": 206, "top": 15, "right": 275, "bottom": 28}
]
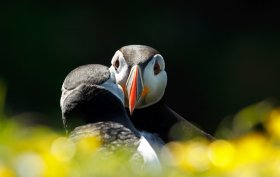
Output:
[{"left": 129, "top": 106, "right": 134, "bottom": 115}]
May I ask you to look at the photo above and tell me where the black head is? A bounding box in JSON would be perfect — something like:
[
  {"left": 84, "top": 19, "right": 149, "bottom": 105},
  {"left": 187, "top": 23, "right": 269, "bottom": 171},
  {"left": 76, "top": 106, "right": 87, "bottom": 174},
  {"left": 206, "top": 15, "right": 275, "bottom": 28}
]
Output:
[
  {"left": 63, "top": 64, "right": 110, "bottom": 90},
  {"left": 119, "top": 45, "right": 159, "bottom": 66},
  {"left": 110, "top": 45, "right": 167, "bottom": 114},
  {"left": 60, "top": 64, "right": 125, "bottom": 133}
]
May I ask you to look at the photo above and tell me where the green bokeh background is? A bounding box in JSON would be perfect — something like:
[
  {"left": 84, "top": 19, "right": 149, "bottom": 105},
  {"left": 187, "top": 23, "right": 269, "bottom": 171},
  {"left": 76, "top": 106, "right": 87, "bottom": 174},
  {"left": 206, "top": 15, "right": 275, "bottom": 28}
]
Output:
[{"left": 1, "top": 1, "right": 279, "bottom": 134}]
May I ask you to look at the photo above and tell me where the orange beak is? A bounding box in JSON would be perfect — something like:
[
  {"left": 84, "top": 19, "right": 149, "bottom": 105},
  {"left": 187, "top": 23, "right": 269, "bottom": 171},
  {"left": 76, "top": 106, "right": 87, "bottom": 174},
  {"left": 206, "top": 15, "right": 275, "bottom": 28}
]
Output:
[{"left": 126, "top": 65, "right": 144, "bottom": 115}]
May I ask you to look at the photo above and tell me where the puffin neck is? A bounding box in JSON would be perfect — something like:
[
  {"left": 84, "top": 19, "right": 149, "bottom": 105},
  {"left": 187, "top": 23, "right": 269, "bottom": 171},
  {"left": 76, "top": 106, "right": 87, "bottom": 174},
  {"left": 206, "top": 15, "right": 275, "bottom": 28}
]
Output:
[
  {"left": 127, "top": 95, "right": 172, "bottom": 141},
  {"left": 64, "top": 88, "right": 139, "bottom": 136},
  {"left": 142, "top": 95, "right": 166, "bottom": 110}
]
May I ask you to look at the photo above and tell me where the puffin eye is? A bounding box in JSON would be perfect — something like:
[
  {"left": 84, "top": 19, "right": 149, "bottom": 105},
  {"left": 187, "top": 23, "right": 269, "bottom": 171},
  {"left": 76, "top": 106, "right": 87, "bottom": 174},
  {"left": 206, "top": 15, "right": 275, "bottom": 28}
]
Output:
[
  {"left": 114, "top": 58, "right": 120, "bottom": 70},
  {"left": 153, "top": 62, "right": 161, "bottom": 75}
]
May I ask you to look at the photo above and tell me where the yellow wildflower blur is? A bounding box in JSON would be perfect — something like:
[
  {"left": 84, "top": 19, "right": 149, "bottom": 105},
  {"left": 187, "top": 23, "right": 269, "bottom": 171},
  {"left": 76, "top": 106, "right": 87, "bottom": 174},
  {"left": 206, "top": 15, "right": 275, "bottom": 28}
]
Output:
[
  {"left": 1, "top": 101, "right": 280, "bottom": 176},
  {"left": 266, "top": 109, "right": 280, "bottom": 139}
]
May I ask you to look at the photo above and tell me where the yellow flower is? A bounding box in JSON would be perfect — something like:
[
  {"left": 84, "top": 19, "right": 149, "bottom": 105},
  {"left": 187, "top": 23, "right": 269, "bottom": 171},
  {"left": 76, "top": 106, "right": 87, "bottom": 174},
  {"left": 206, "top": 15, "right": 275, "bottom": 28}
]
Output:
[
  {"left": 166, "top": 139, "right": 210, "bottom": 172},
  {"left": 208, "top": 140, "right": 236, "bottom": 170},
  {"left": 235, "top": 133, "right": 268, "bottom": 165},
  {"left": 41, "top": 151, "right": 71, "bottom": 177},
  {"left": 0, "top": 165, "right": 16, "bottom": 177},
  {"left": 265, "top": 109, "right": 280, "bottom": 138},
  {"left": 75, "top": 136, "right": 101, "bottom": 155},
  {"left": 51, "top": 137, "right": 76, "bottom": 162}
]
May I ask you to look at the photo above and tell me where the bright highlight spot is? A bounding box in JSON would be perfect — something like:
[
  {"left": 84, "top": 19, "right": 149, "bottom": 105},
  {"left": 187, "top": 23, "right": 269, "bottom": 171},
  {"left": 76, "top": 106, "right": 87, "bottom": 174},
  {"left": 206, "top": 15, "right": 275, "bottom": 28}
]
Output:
[
  {"left": 185, "top": 141, "right": 209, "bottom": 171},
  {"left": 76, "top": 136, "right": 101, "bottom": 153},
  {"left": 51, "top": 137, "right": 76, "bottom": 162},
  {"left": 266, "top": 109, "right": 280, "bottom": 138},
  {"left": 236, "top": 133, "right": 267, "bottom": 163},
  {"left": 208, "top": 140, "right": 236, "bottom": 168},
  {"left": 14, "top": 152, "right": 45, "bottom": 177},
  {"left": 167, "top": 140, "right": 210, "bottom": 172}
]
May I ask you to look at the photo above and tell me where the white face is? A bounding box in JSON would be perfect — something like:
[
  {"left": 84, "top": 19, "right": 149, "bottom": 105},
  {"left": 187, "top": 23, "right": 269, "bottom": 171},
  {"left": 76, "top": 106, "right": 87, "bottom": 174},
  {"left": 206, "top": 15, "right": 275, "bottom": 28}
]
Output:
[
  {"left": 110, "top": 51, "right": 167, "bottom": 108},
  {"left": 138, "top": 54, "right": 167, "bottom": 108},
  {"left": 109, "top": 50, "right": 129, "bottom": 86}
]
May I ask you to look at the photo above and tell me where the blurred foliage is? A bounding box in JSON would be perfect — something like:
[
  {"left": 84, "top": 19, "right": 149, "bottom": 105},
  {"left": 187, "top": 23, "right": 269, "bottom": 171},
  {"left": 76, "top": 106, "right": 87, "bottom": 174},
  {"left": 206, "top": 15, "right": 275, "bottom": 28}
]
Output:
[
  {"left": 215, "top": 99, "right": 277, "bottom": 139},
  {"left": 1, "top": 82, "right": 280, "bottom": 177},
  {"left": 1, "top": 1, "right": 280, "bottom": 134}
]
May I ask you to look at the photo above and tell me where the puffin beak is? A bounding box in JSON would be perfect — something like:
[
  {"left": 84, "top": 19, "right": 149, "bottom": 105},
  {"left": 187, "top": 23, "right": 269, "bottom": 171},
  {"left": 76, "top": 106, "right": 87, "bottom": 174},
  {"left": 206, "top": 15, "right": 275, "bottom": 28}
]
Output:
[{"left": 126, "top": 65, "right": 144, "bottom": 115}]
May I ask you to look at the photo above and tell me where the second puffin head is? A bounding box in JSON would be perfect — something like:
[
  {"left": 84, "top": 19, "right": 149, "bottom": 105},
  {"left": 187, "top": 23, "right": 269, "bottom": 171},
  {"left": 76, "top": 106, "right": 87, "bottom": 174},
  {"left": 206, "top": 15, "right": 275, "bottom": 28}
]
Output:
[{"left": 109, "top": 45, "right": 167, "bottom": 114}]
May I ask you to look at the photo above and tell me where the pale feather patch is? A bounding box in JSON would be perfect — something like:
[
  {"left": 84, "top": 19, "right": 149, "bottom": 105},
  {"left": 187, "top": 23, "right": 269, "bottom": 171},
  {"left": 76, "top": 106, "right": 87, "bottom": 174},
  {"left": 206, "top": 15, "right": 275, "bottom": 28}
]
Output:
[
  {"left": 110, "top": 50, "right": 129, "bottom": 85},
  {"left": 139, "top": 54, "right": 167, "bottom": 108},
  {"left": 137, "top": 136, "right": 162, "bottom": 171}
]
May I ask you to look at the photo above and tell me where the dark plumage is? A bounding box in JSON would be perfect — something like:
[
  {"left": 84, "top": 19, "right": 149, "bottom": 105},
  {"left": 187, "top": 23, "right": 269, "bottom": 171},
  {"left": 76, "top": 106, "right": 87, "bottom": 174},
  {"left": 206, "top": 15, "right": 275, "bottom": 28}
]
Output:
[
  {"left": 70, "top": 122, "right": 140, "bottom": 154},
  {"left": 60, "top": 64, "right": 129, "bottom": 133},
  {"left": 60, "top": 64, "right": 161, "bottom": 169},
  {"left": 110, "top": 45, "right": 215, "bottom": 143},
  {"left": 119, "top": 45, "right": 159, "bottom": 66},
  {"left": 130, "top": 98, "right": 214, "bottom": 142},
  {"left": 63, "top": 64, "right": 110, "bottom": 90},
  {"left": 60, "top": 64, "right": 138, "bottom": 137}
]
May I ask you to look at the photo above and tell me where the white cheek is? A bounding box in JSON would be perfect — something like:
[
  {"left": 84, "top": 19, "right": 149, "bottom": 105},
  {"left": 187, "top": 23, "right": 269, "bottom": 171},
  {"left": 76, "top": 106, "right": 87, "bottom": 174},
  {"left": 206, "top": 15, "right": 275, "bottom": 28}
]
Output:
[
  {"left": 143, "top": 67, "right": 167, "bottom": 106},
  {"left": 117, "top": 65, "right": 129, "bottom": 85},
  {"left": 109, "top": 65, "right": 129, "bottom": 85},
  {"left": 110, "top": 50, "right": 130, "bottom": 86}
]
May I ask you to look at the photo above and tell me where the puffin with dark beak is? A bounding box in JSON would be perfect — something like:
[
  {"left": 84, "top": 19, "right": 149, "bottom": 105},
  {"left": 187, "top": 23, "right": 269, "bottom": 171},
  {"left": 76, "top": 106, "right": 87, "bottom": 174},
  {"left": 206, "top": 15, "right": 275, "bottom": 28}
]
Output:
[
  {"left": 109, "top": 45, "right": 214, "bottom": 142},
  {"left": 60, "top": 64, "right": 161, "bottom": 169}
]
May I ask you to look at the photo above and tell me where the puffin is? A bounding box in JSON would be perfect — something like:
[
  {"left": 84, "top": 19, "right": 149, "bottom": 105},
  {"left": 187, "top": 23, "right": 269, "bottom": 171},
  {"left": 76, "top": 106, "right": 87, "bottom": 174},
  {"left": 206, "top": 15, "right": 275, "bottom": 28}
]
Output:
[
  {"left": 109, "top": 45, "right": 215, "bottom": 142},
  {"left": 60, "top": 64, "right": 161, "bottom": 169}
]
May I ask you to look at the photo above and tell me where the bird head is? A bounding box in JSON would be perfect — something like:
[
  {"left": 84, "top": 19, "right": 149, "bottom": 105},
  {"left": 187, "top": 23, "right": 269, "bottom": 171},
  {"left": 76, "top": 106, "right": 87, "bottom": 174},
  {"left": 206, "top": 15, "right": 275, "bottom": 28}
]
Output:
[
  {"left": 109, "top": 45, "right": 167, "bottom": 115},
  {"left": 60, "top": 64, "right": 125, "bottom": 132}
]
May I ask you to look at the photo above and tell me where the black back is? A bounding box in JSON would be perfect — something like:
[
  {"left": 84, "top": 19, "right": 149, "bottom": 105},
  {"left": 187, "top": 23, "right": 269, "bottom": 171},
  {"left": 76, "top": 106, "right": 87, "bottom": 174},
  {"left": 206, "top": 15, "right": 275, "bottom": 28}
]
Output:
[
  {"left": 128, "top": 98, "right": 215, "bottom": 142},
  {"left": 70, "top": 122, "right": 140, "bottom": 152}
]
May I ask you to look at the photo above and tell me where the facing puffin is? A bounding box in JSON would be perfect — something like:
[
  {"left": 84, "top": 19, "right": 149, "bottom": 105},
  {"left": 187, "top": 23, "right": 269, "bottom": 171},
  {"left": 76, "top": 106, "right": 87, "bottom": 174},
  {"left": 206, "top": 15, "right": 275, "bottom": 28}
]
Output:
[
  {"left": 109, "top": 45, "right": 214, "bottom": 142},
  {"left": 60, "top": 64, "right": 161, "bottom": 169}
]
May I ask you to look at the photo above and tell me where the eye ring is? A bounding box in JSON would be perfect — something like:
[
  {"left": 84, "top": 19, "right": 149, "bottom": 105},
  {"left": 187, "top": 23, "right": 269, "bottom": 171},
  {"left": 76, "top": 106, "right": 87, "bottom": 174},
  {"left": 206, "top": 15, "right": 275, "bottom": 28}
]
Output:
[
  {"left": 114, "top": 58, "right": 120, "bottom": 70},
  {"left": 153, "top": 62, "right": 161, "bottom": 75}
]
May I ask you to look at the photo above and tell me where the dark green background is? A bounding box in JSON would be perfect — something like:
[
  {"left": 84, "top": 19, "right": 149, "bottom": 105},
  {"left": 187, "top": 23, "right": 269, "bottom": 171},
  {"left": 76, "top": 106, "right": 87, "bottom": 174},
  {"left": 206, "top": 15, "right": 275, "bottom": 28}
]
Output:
[{"left": 1, "top": 1, "right": 279, "bottom": 134}]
